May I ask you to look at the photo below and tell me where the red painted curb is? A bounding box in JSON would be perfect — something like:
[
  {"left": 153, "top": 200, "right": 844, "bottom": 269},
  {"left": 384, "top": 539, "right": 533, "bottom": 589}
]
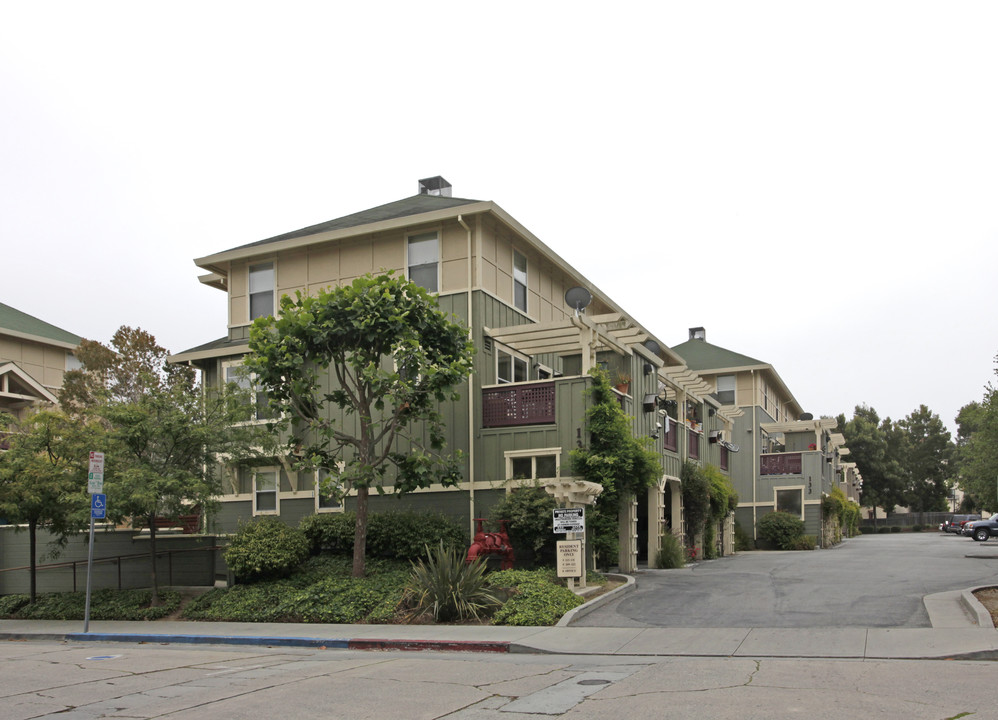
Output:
[{"left": 347, "top": 638, "right": 510, "bottom": 653}]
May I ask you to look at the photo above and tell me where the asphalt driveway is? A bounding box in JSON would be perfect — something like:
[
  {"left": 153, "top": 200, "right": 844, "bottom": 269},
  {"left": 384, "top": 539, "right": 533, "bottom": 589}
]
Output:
[{"left": 575, "top": 532, "right": 998, "bottom": 628}]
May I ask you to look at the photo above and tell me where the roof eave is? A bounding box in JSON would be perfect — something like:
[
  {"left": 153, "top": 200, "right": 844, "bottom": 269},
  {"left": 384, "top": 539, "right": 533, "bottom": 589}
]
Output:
[{"left": 194, "top": 200, "right": 498, "bottom": 274}]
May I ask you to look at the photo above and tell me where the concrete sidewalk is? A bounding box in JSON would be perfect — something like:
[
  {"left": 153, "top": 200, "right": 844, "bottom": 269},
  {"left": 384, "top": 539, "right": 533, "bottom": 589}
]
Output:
[{"left": 2, "top": 582, "right": 996, "bottom": 661}]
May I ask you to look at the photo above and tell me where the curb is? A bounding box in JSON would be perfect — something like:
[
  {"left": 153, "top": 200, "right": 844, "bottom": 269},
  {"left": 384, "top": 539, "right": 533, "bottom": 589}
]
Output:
[
  {"left": 960, "top": 587, "right": 996, "bottom": 628},
  {"left": 556, "top": 573, "right": 635, "bottom": 627},
  {"left": 58, "top": 633, "right": 512, "bottom": 653}
]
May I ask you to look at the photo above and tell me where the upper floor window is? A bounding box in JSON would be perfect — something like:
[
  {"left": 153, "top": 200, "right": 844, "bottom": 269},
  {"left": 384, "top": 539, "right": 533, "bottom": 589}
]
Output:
[
  {"left": 496, "top": 344, "right": 528, "bottom": 384},
  {"left": 249, "top": 263, "right": 275, "bottom": 320},
  {"left": 513, "top": 250, "right": 527, "bottom": 312},
  {"left": 407, "top": 232, "right": 439, "bottom": 293},
  {"left": 716, "top": 375, "right": 735, "bottom": 405}
]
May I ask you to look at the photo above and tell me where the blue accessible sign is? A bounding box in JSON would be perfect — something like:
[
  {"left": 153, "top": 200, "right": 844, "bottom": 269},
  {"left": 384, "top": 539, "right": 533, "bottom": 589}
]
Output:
[{"left": 91, "top": 493, "right": 107, "bottom": 520}]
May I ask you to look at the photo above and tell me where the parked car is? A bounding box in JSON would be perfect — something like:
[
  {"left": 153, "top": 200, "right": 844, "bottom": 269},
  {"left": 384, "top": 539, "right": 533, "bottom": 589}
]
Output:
[
  {"left": 964, "top": 514, "right": 998, "bottom": 542},
  {"left": 944, "top": 514, "right": 980, "bottom": 534}
]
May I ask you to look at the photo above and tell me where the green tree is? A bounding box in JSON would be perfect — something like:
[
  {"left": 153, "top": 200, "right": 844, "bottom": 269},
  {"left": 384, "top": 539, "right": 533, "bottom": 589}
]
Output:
[
  {"left": 0, "top": 410, "right": 97, "bottom": 602},
  {"left": 896, "top": 405, "right": 953, "bottom": 512},
  {"left": 570, "top": 368, "right": 661, "bottom": 568},
  {"left": 954, "top": 356, "right": 998, "bottom": 509},
  {"left": 245, "top": 272, "right": 474, "bottom": 578},
  {"left": 837, "top": 406, "right": 905, "bottom": 522},
  {"left": 60, "top": 326, "right": 263, "bottom": 604}
]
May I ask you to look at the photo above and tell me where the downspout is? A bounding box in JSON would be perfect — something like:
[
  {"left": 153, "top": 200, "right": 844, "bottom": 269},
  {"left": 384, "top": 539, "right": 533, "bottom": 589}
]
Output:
[
  {"left": 458, "top": 215, "right": 475, "bottom": 539},
  {"left": 751, "top": 369, "right": 758, "bottom": 540}
]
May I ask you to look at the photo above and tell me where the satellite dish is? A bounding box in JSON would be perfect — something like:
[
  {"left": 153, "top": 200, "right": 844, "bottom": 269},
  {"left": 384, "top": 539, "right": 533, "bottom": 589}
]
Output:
[
  {"left": 643, "top": 339, "right": 661, "bottom": 355},
  {"left": 564, "top": 286, "right": 592, "bottom": 315}
]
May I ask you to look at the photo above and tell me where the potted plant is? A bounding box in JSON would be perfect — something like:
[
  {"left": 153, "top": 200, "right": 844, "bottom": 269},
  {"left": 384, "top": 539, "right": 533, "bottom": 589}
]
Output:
[{"left": 613, "top": 370, "right": 632, "bottom": 394}]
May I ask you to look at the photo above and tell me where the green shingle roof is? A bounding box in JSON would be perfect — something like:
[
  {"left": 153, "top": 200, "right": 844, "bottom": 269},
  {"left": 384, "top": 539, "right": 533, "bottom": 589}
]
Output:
[
  {"left": 0, "top": 302, "right": 81, "bottom": 346},
  {"left": 229, "top": 194, "right": 483, "bottom": 252},
  {"left": 671, "top": 338, "right": 766, "bottom": 372}
]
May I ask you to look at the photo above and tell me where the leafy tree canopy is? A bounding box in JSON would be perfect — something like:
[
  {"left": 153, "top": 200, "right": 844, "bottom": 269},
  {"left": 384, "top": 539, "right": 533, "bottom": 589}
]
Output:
[
  {"left": 954, "top": 354, "right": 998, "bottom": 509},
  {"left": 245, "top": 272, "right": 474, "bottom": 577}
]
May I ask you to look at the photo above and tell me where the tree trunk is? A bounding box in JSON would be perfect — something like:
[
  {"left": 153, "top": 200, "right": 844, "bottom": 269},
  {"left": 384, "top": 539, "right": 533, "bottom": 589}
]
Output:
[
  {"left": 352, "top": 486, "right": 370, "bottom": 578},
  {"left": 148, "top": 515, "right": 160, "bottom": 606},
  {"left": 29, "top": 518, "right": 37, "bottom": 604}
]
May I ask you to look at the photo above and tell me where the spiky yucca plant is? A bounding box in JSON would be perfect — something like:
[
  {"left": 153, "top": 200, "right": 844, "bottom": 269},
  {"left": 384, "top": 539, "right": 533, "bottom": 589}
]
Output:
[{"left": 404, "top": 541, "right": 500, "bottom": 622}]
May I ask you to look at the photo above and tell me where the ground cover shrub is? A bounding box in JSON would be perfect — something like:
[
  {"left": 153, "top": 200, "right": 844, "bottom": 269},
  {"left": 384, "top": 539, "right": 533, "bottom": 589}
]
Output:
[
  {"left": 877, "top": 526, "right": 890, "bottom": 533},
  {"left": 912, "top": 525, "right": 923, "bottom": 532},
  {"left": 299, "top": 512, "right": 355, "bottom": 554},
  {"left": 654, "top": 532, "right": 685, "bottom": 569},
  {"left": 403, "top": 542, "right": 500, "bottom": 622},
  {"left": 7, "top": 589, "right": 179, "bottom": 620},
  {"left": 890, "top": 526, "right": 902, "bottom": 533},
  {"left": 225, "top": 517, "right": 310, "bottom": 582},
  {"left": 757, "top": 511, "right": 806, "bottom": 550},
  {"left": 0, "top": 594, "right": 30, "bottom": 616},
  {"left": 488, "top": 571, "right": 583, "bottom": 626}
]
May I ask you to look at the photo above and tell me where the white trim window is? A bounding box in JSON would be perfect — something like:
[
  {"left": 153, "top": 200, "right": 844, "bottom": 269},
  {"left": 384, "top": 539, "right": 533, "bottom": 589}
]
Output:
[
  {"left": 496, "top": 344, "right": 528, "bottom": 384},
  {"left": 775, "top": 486, "right": 804, "bottom": 519},
  {"left": 253, "top": 467, "right": 280, "bottom": 515},
  {"left": 513, "top": 249, "right": 527, "bottom": 313},
  {"left": 407, "top": 231, "right": 439, "bottom": 293},
  {"left": 716, "top": 375, "right": 735, "bottom": 405},
  {"left": 249, "top": 262, "right": 275, "bottom": 321},
  {"left": 505, "top": 448, "right": 560, "bottom": 482},
  {"left": 223, "top": 361, "right": 273, "bottom": 421},
  {"left": 315, "top": 468, "right": 345, "bottom": 513}
]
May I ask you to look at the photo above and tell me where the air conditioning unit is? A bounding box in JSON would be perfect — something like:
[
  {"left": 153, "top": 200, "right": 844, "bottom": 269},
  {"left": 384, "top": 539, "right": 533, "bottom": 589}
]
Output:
[{"left": 709, "top": 430, "right": 723, "bottom": 444}]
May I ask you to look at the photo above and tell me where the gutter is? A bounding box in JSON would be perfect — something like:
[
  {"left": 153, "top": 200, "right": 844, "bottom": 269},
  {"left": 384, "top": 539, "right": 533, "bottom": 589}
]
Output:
[{"left": 458, "top": 214, "right": 476, "bottom": 538}]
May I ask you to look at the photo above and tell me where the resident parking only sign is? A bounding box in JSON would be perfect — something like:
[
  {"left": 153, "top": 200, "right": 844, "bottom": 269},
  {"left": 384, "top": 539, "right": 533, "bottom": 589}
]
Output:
[
  {"left": 553, "top": 507, "right": 585, "bottom": 533},
  {"left": 88, "top": 451, "right": 105, "bottom": 494}
]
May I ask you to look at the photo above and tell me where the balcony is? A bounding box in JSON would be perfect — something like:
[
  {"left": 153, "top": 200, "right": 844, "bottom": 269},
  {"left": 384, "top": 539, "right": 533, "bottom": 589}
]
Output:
[
  {"left": 760, "top": 452, "right": 803, "bottom": 475},
  {"left": 482, "top": 381, "right": 556, "bottom": 428}
]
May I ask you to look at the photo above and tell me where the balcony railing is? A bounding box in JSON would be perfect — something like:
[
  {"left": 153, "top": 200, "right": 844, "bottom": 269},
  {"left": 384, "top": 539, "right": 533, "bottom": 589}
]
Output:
[
  {"left": 664, "top": 420, "right": 678, "bottom": 452},
  {"left": 482, "top": 381, "right": 556, "bottom": 428},
  {"left": 760, "top": 452, "right": 803, "bottom": 475}
]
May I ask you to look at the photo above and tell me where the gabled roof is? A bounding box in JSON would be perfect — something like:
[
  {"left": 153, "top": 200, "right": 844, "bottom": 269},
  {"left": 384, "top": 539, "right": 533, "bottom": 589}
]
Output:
[
  {"left": 0, "top": 302, "right": 81, "bottom": 349},
  {"left": 671, "top": 338, "right": 765, "bottom": 372},
  {"left": 170, "top": 335, "right": 250, "bottom": 363},
  {"left": 240, "top": 194, "right": 481, "bottom": 249},
  {"left": 0, "top": 361, "right": 59, "bottom": 408}
]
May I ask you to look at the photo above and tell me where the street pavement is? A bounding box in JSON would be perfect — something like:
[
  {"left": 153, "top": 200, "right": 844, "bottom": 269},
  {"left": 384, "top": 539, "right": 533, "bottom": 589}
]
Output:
[{"left": 2, "top": 533, "right": 997, "bottom": 660}]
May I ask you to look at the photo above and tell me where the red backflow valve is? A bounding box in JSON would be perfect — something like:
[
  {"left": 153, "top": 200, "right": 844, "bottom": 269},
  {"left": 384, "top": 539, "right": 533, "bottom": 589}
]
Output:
[{"left": 465, "top": 518, "right": 514, "bottom": 570}]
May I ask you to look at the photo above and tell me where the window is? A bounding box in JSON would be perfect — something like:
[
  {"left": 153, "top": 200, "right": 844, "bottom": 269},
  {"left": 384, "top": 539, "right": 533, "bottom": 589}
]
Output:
[
  {"left": 775, "top": 487, "right": 803, "bottom": 518},
  {"left": 315, "top": 468, "right": 344, "bottom": 513},
  {"left": 506, "top": 450, "right": 559, "bottom": 481},
  {"left": 407, "top": 232, "right": 439, "bottom": 292},
  {"left": 513, "top": 250, "right": 527, "bottom": 312},
  {"left": 224, "top": 361, "right": 274, "bottom": 421},
  {"left": 249, "top": 263, "right": 275, "bottom": 320},
  {"left": 496, "top": 345, "right": 528, "bottom": 384},
  {"left": 253, "top": 468, "right": 279, "bottom": 515},
  {"left": 716, "top": 375, "right": 735, "bottom": 405}
]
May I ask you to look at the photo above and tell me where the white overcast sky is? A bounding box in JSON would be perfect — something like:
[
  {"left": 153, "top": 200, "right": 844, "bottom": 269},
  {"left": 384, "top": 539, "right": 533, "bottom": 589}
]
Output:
[{"left": 2, "top": 1, "right": 996, "bottom": 433}]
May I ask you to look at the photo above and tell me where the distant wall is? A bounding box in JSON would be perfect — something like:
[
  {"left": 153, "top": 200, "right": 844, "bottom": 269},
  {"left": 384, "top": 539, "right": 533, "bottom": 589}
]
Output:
[{"left": 0, "top": 526, "right": 218, "bottom": 595}]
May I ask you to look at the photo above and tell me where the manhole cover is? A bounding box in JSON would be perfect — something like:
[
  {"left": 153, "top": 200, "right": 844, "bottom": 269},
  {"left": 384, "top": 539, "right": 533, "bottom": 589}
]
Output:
[{"left": 577, "top": 679, "right": 611, "bottom": 686}]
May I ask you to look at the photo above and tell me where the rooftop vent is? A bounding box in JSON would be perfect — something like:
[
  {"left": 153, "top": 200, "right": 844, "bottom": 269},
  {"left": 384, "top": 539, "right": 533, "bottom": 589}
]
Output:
[
  {"left": 418, "top": 176, "right": 452, "bottom": 197},
  {"left": 689, "top": 327, "right": 706, "bottom": 341}
]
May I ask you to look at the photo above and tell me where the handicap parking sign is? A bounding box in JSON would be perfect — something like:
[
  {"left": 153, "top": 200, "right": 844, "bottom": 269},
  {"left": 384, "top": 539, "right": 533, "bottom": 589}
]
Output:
[{"left": 91, "top": 493, "right": 106, "bottom": 520}]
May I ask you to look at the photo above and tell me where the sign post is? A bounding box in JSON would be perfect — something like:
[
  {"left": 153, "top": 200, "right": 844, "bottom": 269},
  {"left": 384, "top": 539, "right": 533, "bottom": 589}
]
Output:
[
  {"left": 553, "top": 508, "right": 586, "bottom": 590},
  {"left": 83, "top": 452, "right": 106, "bottom": 633}
]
